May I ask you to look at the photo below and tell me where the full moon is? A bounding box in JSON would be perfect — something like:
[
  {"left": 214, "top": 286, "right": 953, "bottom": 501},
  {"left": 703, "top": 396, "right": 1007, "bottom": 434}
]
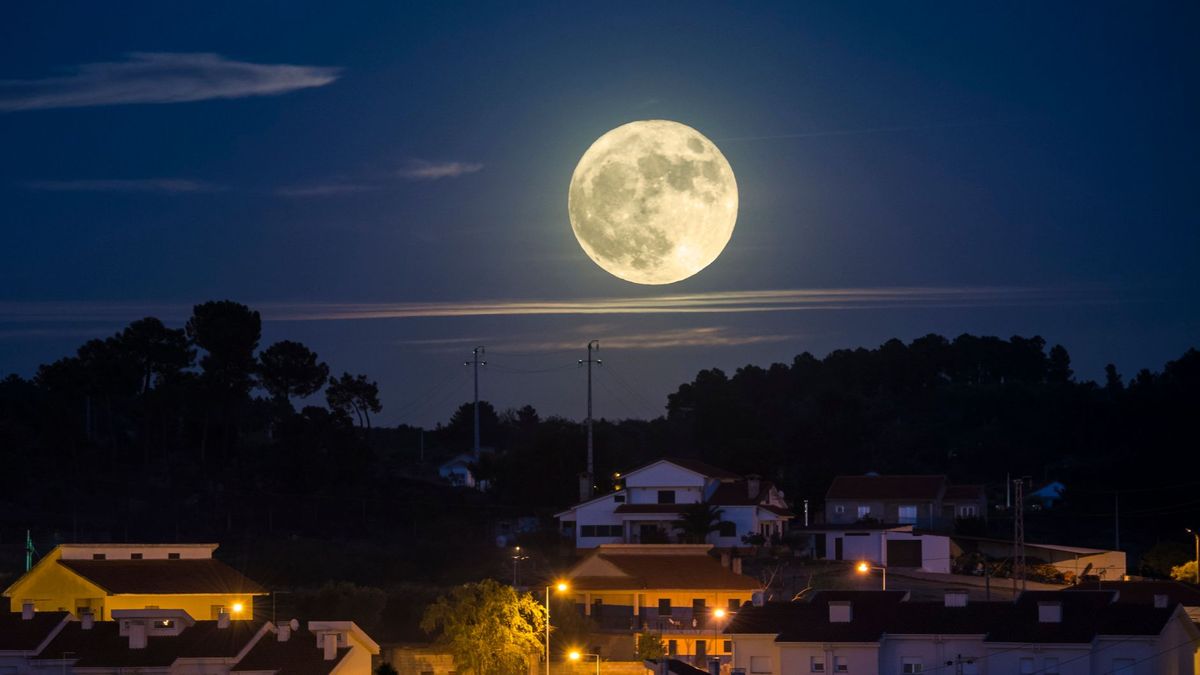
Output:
[{"left": 568, "top": 120, "right": 738, "bottom": 285}]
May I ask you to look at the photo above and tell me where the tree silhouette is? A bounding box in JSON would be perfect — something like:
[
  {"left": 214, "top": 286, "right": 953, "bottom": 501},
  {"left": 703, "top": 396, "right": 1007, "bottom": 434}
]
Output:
[
  {"left": 259, "top": 340, "right": 329, "bottom": 407},
  {"left": 118, "top": 317, "right": 194, "bottom": 394},
  {"left": 674, "top": 503, "right": 723, "bottom": 543},
  {"left": 186, "top": 300, "right": 261, "bottom": 394},
  {"left": 326, "top": 373, "right": 382, "bottom": 429}
]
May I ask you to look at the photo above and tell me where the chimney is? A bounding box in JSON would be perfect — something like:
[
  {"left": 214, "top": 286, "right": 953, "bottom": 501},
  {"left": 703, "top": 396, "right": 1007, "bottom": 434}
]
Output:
[
  {"left": 579, "top": 473, "right": 594, "bottom": 502},
  {"left": 732, "top": 558, "right": 743, "bottom": 575},
  {"left": 746, "top": 475, "right": 762, "bottom": 500},
  {"left": 277, "top": 624, "right": 292, "bottom": 642},
  {"left": 322, "top": 633, "right": 338, "bottom": 661},
  {"left": 218, "top": 611, "right": 231, "bottom": 629},
  {"left": 129, "top": 622, "right": 148, "bottom": 649},
  {"left": 1037, "top": 601, "right": 1062, "bottom": 623},
  {"left": 22, "top": 602, "right": 34, "bottom": 620},
  {"left": 720, "top": 550, "right": 732, "bottom": 568},
  {"left": 708, "top": 658, "right": 720, "bottom": 675},
  {"left": 82, "top": 612, "right": 95, "bottom": 630},
  {"left": 828, "top": 601, "right": 852, "bottom": 623},
  {"left": 944, "top": 591, "right": 968, "bottom": 608},
  {"left": 1154, "top": 594, "right": 1169, "bottom": 609}
]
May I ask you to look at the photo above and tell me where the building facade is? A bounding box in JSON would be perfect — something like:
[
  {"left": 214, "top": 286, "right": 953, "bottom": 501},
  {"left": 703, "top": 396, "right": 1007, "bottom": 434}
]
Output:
[
  {"left": 556, "top": 459, "right": 793, "bottom": 550},
  {"left": 824, "top": 474, "right": 986, "bottom": 529}
]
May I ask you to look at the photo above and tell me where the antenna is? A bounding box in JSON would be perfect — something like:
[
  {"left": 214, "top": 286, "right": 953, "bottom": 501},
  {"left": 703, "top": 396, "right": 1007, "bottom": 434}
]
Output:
[
  {"left": 579, "top": 340, "right": 601, "bottom": 500},
  {"left": 1012, "top": 477, "right": 1027, "bottom": 594},
  {"left": 464, "top": 346, "right": 486, "bottom": 456},
  {"left": 25, "top": 530, "right": 36, "bottom": 572}
]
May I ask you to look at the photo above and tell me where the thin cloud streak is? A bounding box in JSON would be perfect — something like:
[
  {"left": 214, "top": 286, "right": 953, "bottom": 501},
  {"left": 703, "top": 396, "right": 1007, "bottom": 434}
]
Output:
[
  {"left": 0, "top": 286, "right": 1114, "bottom": 324},
  {"left": 274, "top": 182, "right": 376, "bottom": 197},
  {"left": 716, "top": 118, "right": 1011, "bottom": 143},
  {"left": 0, "top": 52, "right": 340, "bottom": 112},
  {"left": 21, "top": 178, "right": 223, "bottom": 193},
  {"left": 399, "top": 160, "right": 484, "bottom": 180}
]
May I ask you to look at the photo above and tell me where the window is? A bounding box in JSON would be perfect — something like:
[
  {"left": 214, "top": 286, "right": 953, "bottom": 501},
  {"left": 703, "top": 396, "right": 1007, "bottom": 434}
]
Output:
[
  {"left": 1019, "top": 658, "right": 1034, "bottom": 674},
  {"left": 658, "top": 490, "right": 676, "bottom": 504},
  {"left": 833, "top": 656, "right": 847, "bottom": 673},
  {"left": 667, "top": 640, "right": 677, "bottom": 656},
  {"left": 833, "top": 505, "right": 845, "bottom": 514},
  {"left": 581, "top": 525, "right": 596, "bottom": 537},
  {"left": 92, "top": 553, "right": 106, "bottom": 560},
  {"left": 957, "top": 505, "right": 978, "bottom": 518},
  {"left": 658, "top": 598, "right": 672, "bottom": 616},
  {"left": 901, "top": 657, "right": 922, "bottom": 673},
  {"left": 749, "top": 656, "right": 772, "bottom": 674},
  {"left": 130, "top": 553, "right": 143, "bottom": 560},
  {"left": 210, "top": 605, "right": 225, "bottom": 619},
  {"left": 614, "top": 494, "right": 626, "bottom": 503},
  {"left": 722, "top": 641, "right": 732, "bottom": 653},
  {"left": 810, "top": 656, "right": 825, "bottom": 672},
  {"left": 167, "top": 552, "right": 180, "bottom": 560},
  {"left": 728, "top": 598, "right": 741, "bottom": 611},
  {"left": 856, "top": 505, "right": 871, "bottom": 520},
  {"left": 719, "top": 521, "right": 737, "bottom": 537},
  {"left": 898, "top": 505, "right": 918, "bottom": 524},
  {"left": 696, "top": 641, "right": 706, "bottom": 658},
  {"left": 1042, "top": 657, "right": 1059, "bottom": 674},
  {"left": 1111, "top": 659, "right": 1134, "bottom": 675}
]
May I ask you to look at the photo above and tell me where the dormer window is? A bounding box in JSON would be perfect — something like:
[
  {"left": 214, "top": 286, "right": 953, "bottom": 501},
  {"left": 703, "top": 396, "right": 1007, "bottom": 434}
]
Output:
[
  {"left": 168, "top": 553, "right": 181, "bottom": 560},
  {"left": 131, "top": 553, "right": 143, "bottom": 560}
]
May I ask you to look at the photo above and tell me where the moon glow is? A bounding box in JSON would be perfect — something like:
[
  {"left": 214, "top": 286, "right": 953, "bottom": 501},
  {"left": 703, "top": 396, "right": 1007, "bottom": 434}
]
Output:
[{"left": 568, "top": 120, "right": 738, "bottom": 285}]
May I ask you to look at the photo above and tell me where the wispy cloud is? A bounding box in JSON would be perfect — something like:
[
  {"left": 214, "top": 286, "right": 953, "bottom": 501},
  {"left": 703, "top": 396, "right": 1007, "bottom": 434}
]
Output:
[
  {"left": 395, "top": 326, "right": 798, "bottom": 352},
  {"left": 399, "top": 160, "right": 484, "bottom": 180},
  {"left": 0, "top": 52, "right": 340, "bottom": 112},
  {"left": 274, "top": 182, "right": 376, "bottom": 198},
  {"left": 20, "top": 178, "right": 223, "bottom": 193},
  {"left": 0, "top": 286, "right": 1115, "bottom": 324}
]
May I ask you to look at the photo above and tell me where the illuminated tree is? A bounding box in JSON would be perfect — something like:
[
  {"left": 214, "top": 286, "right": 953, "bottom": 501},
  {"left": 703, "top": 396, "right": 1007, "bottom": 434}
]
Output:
[{"left": 420, "top": 579, "right": 546, "bottom": 675}]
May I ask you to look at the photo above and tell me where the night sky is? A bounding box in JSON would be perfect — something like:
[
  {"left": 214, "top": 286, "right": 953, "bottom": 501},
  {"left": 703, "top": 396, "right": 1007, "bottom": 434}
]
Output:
[{"left": 2, "top": 2, "right": 1197, "bottom": 426}]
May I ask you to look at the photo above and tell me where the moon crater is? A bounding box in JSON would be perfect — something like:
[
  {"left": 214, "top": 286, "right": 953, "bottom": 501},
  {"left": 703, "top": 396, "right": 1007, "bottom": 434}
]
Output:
[{"left": 568, "top": 120, "right": 738, "bottom": 285}]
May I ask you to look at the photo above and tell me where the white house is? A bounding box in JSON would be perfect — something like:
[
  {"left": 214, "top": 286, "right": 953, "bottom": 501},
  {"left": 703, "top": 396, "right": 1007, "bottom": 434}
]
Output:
[
  {"left": 793, "top": 523, "right": 953, "bottom": 573},
  {"left": 555, "top": 458, "right": 793, "bottom": 549},
  {"left": 725, "top": 590, "right": 1199, "bottom": 675}
]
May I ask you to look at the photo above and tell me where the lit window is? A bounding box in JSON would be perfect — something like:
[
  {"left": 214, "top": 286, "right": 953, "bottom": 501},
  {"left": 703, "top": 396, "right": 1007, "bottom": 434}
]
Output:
[
  {"left": 856, "top": 505, "right": 871, "bottom": 519},
  {"left": 810, "top": 656, "right": 825, "bottom": 672}
]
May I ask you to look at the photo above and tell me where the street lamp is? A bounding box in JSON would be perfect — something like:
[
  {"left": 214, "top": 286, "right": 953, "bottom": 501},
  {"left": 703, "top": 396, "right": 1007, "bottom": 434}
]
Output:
[
  {"left": 546, "top": 581, "right": 569, "bottom": 675},
  {"left": 855, "top": 561, "right": 887, "bottom": 590},
  {"left": 568, "top": 650, "right": 600, "bottom": 675},
  {"left": 1187, "top": 529, "right": 1199, "bottom": 584}
]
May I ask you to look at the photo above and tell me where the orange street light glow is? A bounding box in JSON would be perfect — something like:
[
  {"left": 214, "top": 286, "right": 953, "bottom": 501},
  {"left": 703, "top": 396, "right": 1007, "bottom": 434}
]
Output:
[
  {"left": 556, "top": 582, "right": 569, "bottom": 592},
  {"left": 713, "top": 608, "right": 727, "bottom": 619},
  {"left": 568, "top": 651, "right": 582, "bottom": 661},
  {"left": 231, "top": 602, "right": 245, "bottom": 614},
  {"left": 856, "top": 562, "right": 870, "bottom": 574}
]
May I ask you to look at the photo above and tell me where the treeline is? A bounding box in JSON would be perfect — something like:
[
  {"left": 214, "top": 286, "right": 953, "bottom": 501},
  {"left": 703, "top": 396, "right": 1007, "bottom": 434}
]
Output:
[{"left": 3, "top": 304, "right": 1199, "bottom": 581}]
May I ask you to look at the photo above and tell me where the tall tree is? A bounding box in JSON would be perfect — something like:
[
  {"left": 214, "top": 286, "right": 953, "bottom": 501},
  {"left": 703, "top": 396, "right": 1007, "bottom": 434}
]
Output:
[
  {"left": 185, "top": 300, "right": 261, "bottom": 394},
  {"left": 674, "top": 503, "right": 724, "bottom": 543},
  {"left": 1047, "top": 344, "right": 1073, "bottom": 383},
  {"left": 421, "top": 579, "right": 546, "bottom": 675},
  {"left": 118, "top": 317, "right": 194, "bottom": 394},
  {"left": 258, "top": 340, "right": 329, "bottom": 407},
  {"left": 326, "top": 373, "right": 382, "bottom": 429}
]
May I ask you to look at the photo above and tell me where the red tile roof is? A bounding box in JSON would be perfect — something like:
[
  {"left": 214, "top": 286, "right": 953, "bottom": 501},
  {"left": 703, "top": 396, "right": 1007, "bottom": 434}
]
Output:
[
  {"left": 232, "top": 629, "right": 349, "bottom": 675},
  {"left": 571, "top": 553, "right": 761, "bottom": 591},
  {"left": 0, "top": 611, "right": 69, "bottom": 652},
  {"left": 58, "top": 559, "right": 266, "bottom": 595},
  {"left": 38, "top": 620, "right": 266, "bottom": 667},
  {"left": 826, "top": 475, "right": 947, "bottom": 500}
]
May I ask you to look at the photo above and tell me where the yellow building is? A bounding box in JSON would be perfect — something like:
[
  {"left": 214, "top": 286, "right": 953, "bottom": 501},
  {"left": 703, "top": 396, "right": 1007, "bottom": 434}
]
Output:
[
  {"left": 563, "top": 544, "right": 761, "bottom": 663},
  {"left": 4, "top": 543, "right": 266, "bottom": 620}
]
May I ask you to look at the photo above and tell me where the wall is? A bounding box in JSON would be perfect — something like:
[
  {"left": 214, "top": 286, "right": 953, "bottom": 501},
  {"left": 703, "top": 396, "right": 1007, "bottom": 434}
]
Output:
[
  {"left": 986, "top": 644, "right": 1093, "bottom": 675},
  {"left": 778, "top": 643, "right": 877, "bottom": 675},
  {"left": 880, "top": 635, "right": 984, "bottom": 674},
  {"left": 729, "top": 636, "right": 775, "bottom": 675},
  {"left": 382, "top": 646, "right": 457, "bottom": 675},
  {"left": 573, "top": 496, "right": 625, "bottom": 548}
]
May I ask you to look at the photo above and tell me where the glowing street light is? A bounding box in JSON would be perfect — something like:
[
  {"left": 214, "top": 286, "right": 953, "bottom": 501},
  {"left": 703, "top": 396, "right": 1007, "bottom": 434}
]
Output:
[
  {"left": 568, "top": 649, "right": 600, "bottom": 675},
  {"left": 546, "top": 581, "right": 569, "bottom": 675},
  {"left": 855, "top": 561, "right": 887, "bottom": 590},
  {"left": 712, "top": 607, "right": 727, "bottom": 620},
  {"left": 231, "top": 602, "right": 245, "bottom": 615}
]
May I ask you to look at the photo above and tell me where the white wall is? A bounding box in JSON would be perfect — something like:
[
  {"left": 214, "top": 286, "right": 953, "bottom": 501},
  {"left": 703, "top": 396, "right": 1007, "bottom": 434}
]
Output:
[
  {"left": 779, "top": 643, "right": 878, "bottom": 675},
  {"left": 881, "top": 636, "right": 984, "bottom": 675},
  {"left": 574, "top": 495, "right": 624, "bottom": 548},
  {"left": 710, "top": 506, "right": 756, "bottom": 547}
]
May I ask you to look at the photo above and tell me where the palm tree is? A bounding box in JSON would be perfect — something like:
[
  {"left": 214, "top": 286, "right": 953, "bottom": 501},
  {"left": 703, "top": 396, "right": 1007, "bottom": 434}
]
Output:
[{"left": 674, "top": 503, "right": 724, "bottom": 544}]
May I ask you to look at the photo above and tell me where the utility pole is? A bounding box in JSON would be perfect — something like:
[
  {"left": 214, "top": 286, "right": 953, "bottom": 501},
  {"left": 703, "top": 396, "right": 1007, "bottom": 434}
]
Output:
[
  {"left": 1114, "top": 492, "right": 1120, "bottom": 550},
  {"left": 578, "top": 341, "right": 601, "bottom": 500},
  {"left": 1012, "top": 478, "right": 1026, "bottom": 595},
  {"left": 464, "top": 346, "right": 486, "bottom": 456}
]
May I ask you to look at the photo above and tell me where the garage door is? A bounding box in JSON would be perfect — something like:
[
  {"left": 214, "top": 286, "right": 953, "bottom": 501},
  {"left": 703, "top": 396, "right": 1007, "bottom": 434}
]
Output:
[{"left": 887, "top": 540, "right": 923, "bottom": 567}]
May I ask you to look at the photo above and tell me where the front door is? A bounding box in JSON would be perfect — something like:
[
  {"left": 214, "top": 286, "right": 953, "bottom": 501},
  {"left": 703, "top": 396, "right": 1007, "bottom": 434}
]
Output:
[{"left": 692, "top": 599, "right": 706, "bottom": 627}]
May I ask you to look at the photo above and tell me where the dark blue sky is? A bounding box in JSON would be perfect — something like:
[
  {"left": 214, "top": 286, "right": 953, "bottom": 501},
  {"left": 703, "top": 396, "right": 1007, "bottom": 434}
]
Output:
[{"left": 2, "top": 2, "right": 1197, "bottom": 425}]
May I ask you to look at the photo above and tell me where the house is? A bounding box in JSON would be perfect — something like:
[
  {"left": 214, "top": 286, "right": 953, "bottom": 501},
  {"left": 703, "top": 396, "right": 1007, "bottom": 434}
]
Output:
[
  {"left": 726, "top": 589, "right": 1199, "bottom": 675},
  {"left": 792, "top": 524, "right": 953, "bottom": 573},
  {"left": 555, "top": 458, "right": 793, "bottom": 549},
  {"left": 952, "top": 535, "right": 1128, "bottom": 580},
  {"left": 4, "top": 544, "right": 267, "bottom": 621},
  {"left": 0, "top": 606, "right": 380, "bottom": 675},
  {"left": 561, "top": 544, "right": 761, "bottom": 662},
  {"left": 824, "top": 474, "right": 986, "bottom": 529}
]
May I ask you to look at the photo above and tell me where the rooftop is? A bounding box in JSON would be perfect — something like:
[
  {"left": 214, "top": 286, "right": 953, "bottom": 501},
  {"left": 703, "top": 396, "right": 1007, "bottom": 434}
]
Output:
[
  {"left": 0, "top": 611, "right": 69, "bottom": 652},
  {"left": 57, "top": 558, "right": 267, "bottom": 595}
]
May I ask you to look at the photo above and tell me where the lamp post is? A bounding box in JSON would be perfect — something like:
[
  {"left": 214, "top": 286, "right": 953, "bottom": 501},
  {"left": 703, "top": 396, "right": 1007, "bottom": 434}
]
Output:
[
  {"left": 855, "top": 561, "right": 887, "bottom": 590},
  {"left": 1188, "top": 529, "right": 1199, "bottom": 584},
  {"left": 546, "top": 582, "right": 569, "bottom": 675},
  {"left": 568, "top": 650, "right": 600, "bottom": 675}
]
